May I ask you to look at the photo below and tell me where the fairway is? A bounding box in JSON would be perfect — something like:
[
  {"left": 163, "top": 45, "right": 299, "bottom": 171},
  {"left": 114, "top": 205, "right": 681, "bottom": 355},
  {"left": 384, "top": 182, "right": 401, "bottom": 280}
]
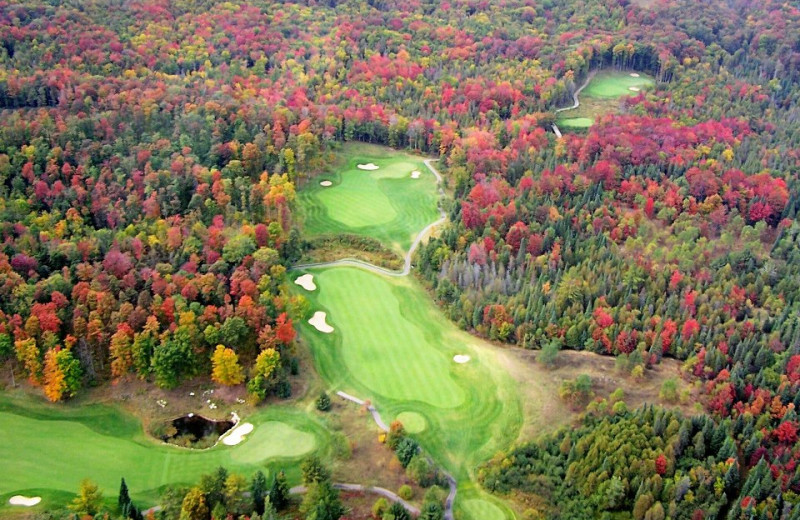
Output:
[
  {"left": 582, "top": 70, "right": 655, "bottom": 98},
  {"left": 556, "top": 70, "right": 655, "bottom": 129},
  {"left": 298, "top": 143, "right": 439, "bottom": 253},
  {"left": 559, "top": 117, "right": 594, "bottom": 128},
  {"left": 462, "top": 498, "right": 506, "bottom": 520},
  {"left": 295, "top": 267, "right": 523, "bottom": 483},
  {"left": 0, "top": 395, "right": 329, "bottom": 511}
]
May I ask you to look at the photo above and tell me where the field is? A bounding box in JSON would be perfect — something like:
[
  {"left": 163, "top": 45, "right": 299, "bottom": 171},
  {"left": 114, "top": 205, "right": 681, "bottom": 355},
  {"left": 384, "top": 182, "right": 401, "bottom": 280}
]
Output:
[
  {"left": 0, "top": 392, "right": 331, "bottom": 514},
  {"left": 294, "top": 267, "right": 524, "bottom": 518},
  {"left": 298, "top": 142, "right": 439, "bottom": 255},
  {"left": 556, "top": 70, "right": 655, "bottom": 129}
]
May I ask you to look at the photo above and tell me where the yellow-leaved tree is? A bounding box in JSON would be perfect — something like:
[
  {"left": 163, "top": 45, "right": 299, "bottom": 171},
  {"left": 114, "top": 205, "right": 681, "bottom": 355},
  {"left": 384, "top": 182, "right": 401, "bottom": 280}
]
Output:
[{"left": 211, "top": 345, "right": 244, "bottom": 386}]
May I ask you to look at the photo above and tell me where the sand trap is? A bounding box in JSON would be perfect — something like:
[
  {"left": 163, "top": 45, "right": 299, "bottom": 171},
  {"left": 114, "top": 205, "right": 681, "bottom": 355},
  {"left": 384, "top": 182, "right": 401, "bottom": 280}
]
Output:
[
  {"left": 453, "top": 354, "right": 471, "bottom": 364},
  {"left": 357, "top": 163, "right": 379, "bottom": 170},
  {"left": 630, "top": 73, "right": 640, "bottom": 77},
  {"left": 309, "top": 311, "right": 334, "bottom": 333},
  {"left": 629, "top": 87, "right": 640, "bottom": 92},
  {"left": 9, "top": 496, "right": 41, "bottom": 507},
  {"left": 320, "top": 180, "right": 332, "bottom": 187},
  {"left": 411, "top": 170, "right": 421, "bottom": 179},
  {"left": 295, "top": 274, "right": 317, "bottom": 291},
  {"left": 222, "top": 422, "right": 254, "bottom": 446}
]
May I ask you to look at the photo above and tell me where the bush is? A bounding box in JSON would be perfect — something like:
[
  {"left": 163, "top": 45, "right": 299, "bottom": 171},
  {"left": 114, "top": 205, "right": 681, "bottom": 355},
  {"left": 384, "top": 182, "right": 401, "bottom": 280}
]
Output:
[
  {"left": 398, "top": 485, "right": 413, "bottom": 500},
  {"left": 316, "top": 391, "right": 332, "bottom": 411},
  {"left": 372, "top": 497, "right": 389, "bottom": 518},
  {"left": 659, "top": 378, "right": 679, "bottom": 403},
  {"left": 332, "top": 432, "right": 352, "bottom": 460},
  {"left": 395, "top": 437, "right": 420, "bottom": 468}
]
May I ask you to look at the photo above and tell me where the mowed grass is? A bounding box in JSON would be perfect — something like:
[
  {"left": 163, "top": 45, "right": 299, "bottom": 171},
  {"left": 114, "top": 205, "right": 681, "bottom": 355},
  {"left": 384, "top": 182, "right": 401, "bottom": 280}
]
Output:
[
  {"left": 295, "top": 267, "right": 523, "bottom": 486},
  {"left": 298, "top": 143, "right": 439, "bottom": 254},
  {"left": 0, "top": 393, "right": 329, "bottom": 512},
  {"left": 559, "top": 117, "right": 594, "bottom": 129},
  {"left": 582, "top": 70, "right": 655, "bottom": 98},
  {"left": 557, "top": 70, "right": 655, "bottom": 129}
]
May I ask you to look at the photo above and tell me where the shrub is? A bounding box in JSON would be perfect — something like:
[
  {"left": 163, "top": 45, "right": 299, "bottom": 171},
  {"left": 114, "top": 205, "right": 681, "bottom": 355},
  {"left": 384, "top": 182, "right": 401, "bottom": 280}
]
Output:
[
  {"left": 398, "top": 485, "right": 413, "bottom": 500},
  {"left": 316, "top": 391, "right": 332, "bottom": 411},
  {"left": 372, "top": 497, "right": 389, "bottom": 518}
]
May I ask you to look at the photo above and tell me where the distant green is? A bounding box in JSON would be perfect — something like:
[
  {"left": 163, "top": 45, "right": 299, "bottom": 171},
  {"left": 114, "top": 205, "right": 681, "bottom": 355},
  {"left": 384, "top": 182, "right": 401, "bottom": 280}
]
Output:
[{"left": 298, "top": 143, "right": 439, "bottom": 254}]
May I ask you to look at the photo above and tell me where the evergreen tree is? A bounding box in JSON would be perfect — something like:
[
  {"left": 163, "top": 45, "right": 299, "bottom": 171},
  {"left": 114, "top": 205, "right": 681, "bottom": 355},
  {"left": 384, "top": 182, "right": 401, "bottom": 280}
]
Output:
[
  {"left": 252, "top": 470, "right": 268, "bottom": 515},
  {"left": 270, "top": 471, "right": 290, "bottom": 511}
]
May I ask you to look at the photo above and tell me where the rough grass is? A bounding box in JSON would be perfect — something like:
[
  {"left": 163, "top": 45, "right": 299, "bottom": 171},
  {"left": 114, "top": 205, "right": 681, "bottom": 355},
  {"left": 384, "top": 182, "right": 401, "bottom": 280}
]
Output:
[
  {"left": 298, "top": 143, "right": 439, "bottom": 254},
  {"left": 0, "top": 393, "right": 330, "bottom": 512},
  {"left": 295, "top": 267, "right": 524, "bottom": 486}
]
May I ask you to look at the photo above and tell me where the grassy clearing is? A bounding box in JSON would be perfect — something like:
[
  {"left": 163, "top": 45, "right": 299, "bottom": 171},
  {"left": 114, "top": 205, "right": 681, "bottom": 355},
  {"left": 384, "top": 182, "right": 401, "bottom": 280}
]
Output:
[
  {"left": 0, "top": 392, "right": 330, "bottom": 512},
  {"left": 298, "top": 142, "right": 439, "bottom": 254},
  {"left": 558, "top": 117, "right": 594, "bottom": 129},
  {"left": 582, "top": 70, "right": 655, "bottom": 98},
  {"left": 557, "top": 70, "right": 655, "bottom": 129},
  {"left": 295, "top": 267, "right": 524, "bottom": 487}
]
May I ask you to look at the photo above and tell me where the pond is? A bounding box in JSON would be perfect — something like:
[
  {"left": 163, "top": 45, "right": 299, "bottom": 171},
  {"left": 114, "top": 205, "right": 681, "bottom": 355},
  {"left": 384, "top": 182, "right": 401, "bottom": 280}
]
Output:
[{"left": 158, "top": 413, "right": 235, "bottom": 449}]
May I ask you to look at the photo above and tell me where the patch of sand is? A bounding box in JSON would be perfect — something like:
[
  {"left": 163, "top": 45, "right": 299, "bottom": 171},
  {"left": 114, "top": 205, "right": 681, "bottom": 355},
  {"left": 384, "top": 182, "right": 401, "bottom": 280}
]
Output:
[
  {"left": 629, "top": 86, "right": 641, "bottom": 92},
  {"left": 295, "top": 274, "right": 317, "bottom": 291},
  {"left": 357, "top": 163, "right": 379, "bottom": 171},
  {"left": 453, "top": 354, "right": 471, "bottom": 364},
  {"left": 309, "top": 311, "right": 334, "bottom": 333},
  {"left": 222, "top": 422, "right": 254, "bottom": 446},
  {"left": 630, "top": 73, "right": 640, "bottom": 77},
  {"left": 320, "top": 180, "right": 332, "bottom": 187},
  {"left": 9, "top": 496, "right": 41, "bottom": 507},
  {"left": 411, "top": 170, "right": 421, "bottom": 179}
]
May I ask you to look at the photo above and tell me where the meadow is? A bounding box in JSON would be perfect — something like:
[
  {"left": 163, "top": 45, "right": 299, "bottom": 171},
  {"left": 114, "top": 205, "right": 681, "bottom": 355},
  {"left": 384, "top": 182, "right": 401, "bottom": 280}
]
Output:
[{"left": 298, "top": 143, "right": 439, "bottom": 255}]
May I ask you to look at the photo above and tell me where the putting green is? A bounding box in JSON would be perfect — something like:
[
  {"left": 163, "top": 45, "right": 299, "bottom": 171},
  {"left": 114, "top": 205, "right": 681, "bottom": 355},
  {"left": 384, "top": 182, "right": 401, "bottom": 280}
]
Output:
[
  {"left": 396, "top": 411, "right": 426, "bottom": 434},
  {"left": 229, "top": 421, "right": 316, "bottom": 462},
  {"left": 558, "top": 117, "right": 594, "bottom": 128},
  {"left": 299, "top": 144, "right": 439, "bottom": 253},
  {"left": 296, "top": 267, "right": 522, "bottom": 482},
  {"left": 462, "top": 498, "right": 506, "bottom": 520},
  {"left": 0, "top": 395, "right": 329, "bottom": 510},
  {"left": 582, "top": 70, "right": 655, "bottom": 98}
]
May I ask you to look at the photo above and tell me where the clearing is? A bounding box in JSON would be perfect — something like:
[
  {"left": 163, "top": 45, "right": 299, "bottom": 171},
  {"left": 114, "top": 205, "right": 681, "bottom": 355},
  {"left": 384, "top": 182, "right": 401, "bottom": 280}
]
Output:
[
  {"left": 298, "top": 142, "right": 439, "bottom": 255},
  {"left": 556, "top": 70, "right": 655, "bottom": 130}
]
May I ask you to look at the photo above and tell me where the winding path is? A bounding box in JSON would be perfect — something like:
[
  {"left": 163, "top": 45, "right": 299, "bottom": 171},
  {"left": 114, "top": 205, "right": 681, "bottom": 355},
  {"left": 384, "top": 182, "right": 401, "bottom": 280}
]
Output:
[
  {"left": 293, "top": 158, "right": 446, "bottom": 277},
  {"left": 289, "top": 483, "right": 420, "bottom": 516},
  {"left": 336, "top": 391, "right": 458, "bottom": 520},
  {"left": 551, "top": 70, "right": 596, "bottom": 138}
]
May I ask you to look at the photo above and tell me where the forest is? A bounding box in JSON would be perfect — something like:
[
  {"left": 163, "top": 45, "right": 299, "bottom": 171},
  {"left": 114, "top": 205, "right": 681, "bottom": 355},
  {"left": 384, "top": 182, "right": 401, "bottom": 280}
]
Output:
[{"left": 2, "top": 0, "right": 800, "bottom": 518}]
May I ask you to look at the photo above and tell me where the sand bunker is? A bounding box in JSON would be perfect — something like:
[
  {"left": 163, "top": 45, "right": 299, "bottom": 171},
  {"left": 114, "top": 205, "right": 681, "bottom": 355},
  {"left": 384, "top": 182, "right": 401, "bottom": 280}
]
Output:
[
  {"left": 411, "top": 170, "right": 421, "bottom": 179},
  {"left": 357, "top": 163, "right": 379, "bottom": 171},
  {"left": 222, "top": 422, "right": 254, "bottom": 446},
  {"left": 9, "top": 496, "right": 41, "bottom": 507},
  {"left": 295, "top": 274, "right": 317, "bottom": 291},
  {"left": 630, "top": 73, "right": 640, "bottom": 77},
  {"left": 629, "top": 87, "right": 641, "bottom": 92},
  {"left": 320, "top": 180, "right": 333, "bottom": 187},
  {"left": 309, "top": 311, "right": 334, "bottom": 333},
  {"left": 453, "top": 354, "right": 471, "bottom": 364}
]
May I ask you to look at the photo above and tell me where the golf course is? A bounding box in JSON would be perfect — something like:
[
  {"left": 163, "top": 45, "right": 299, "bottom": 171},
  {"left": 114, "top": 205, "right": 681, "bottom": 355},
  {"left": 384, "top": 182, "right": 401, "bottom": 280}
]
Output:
[
  {"left": 0, "top": 392, "right": 330, "bottom": 513},
  {"left": 1, "top": 144, "right": 526, "bottom": 520},
  {"left": 556, "top": 69, "right": 655, "bottom": 130},
  {"left": 291, "top": 144, "right": 529, "bottom": 519},
  {"left": 298, "top": 144, "right": 440, "bottom": 255}
]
